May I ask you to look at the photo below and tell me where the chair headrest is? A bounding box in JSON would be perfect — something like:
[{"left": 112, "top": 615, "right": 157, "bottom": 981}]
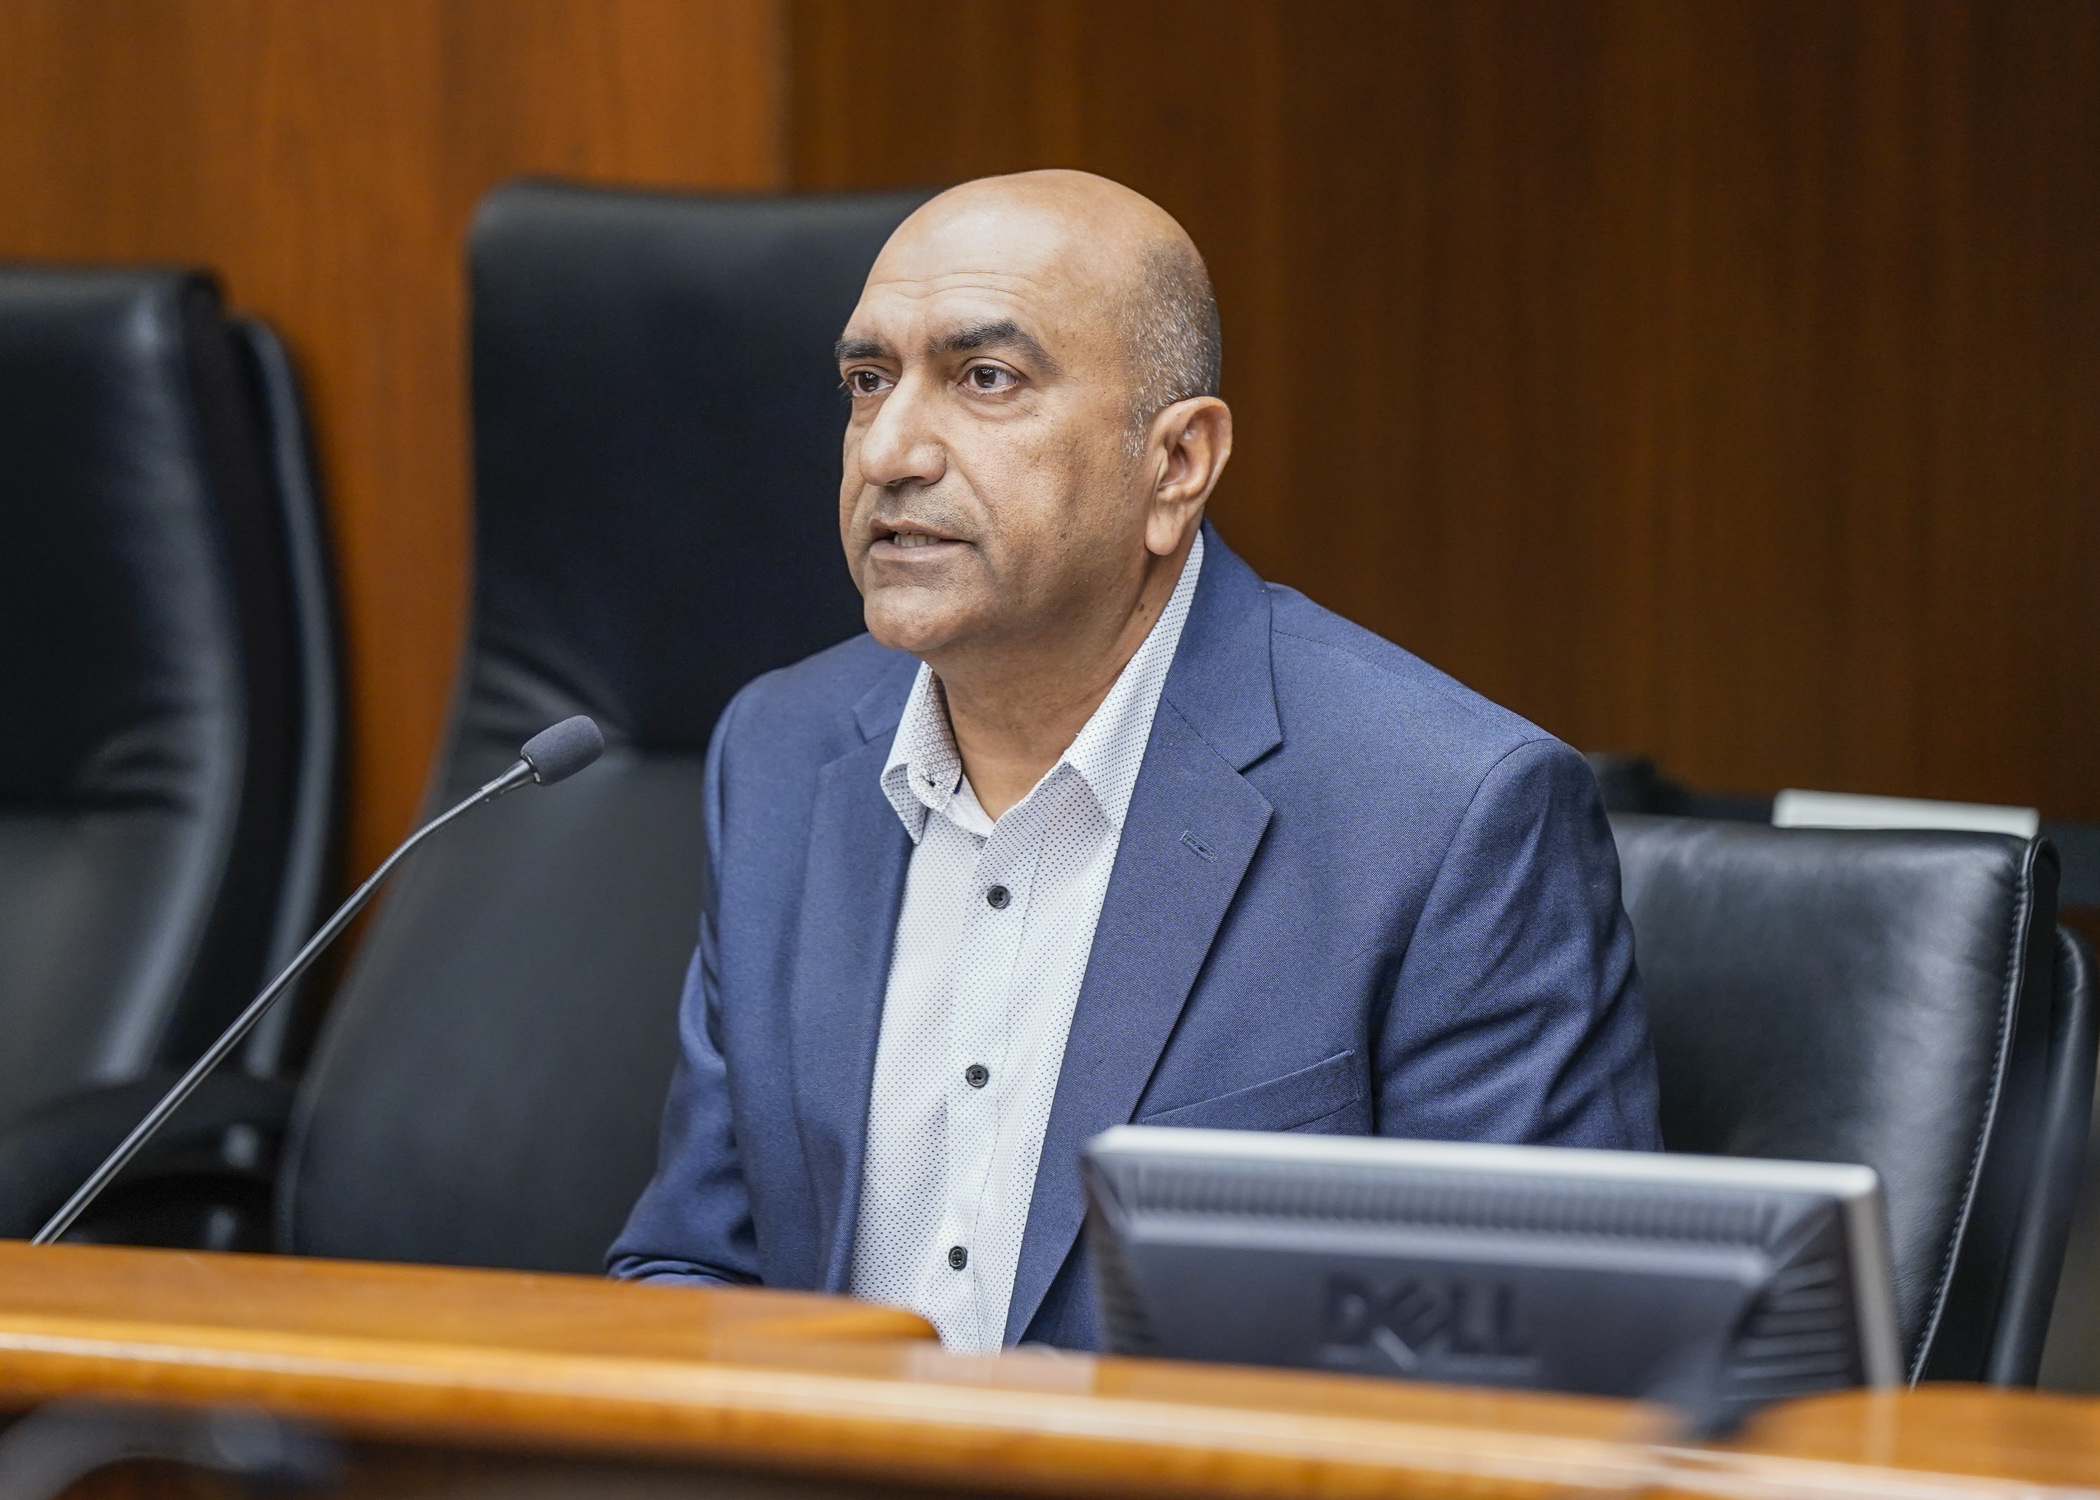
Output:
[
  {"left": 0, "top": 269, "right": 272, "bottom": 813},
  {"left": 447, "top": 181, "right": 930, "bottom": 794}
]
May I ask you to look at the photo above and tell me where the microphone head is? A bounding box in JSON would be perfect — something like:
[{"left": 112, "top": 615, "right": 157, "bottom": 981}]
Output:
[{"left": 519, "top": 716, "right": 605, "bottom": 786}]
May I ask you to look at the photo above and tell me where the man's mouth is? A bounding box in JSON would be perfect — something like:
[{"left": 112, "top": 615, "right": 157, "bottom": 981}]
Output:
[{"left": 873, "top": 525, "right": 962, "bottom": 553}]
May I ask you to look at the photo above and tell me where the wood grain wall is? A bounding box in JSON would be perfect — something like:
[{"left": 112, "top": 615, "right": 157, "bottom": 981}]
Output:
[
  {"left": 0, "top": 0, "right": 781, "bottom": 880},
  {"left": 2, "top": 0, "right": 2095, "bottom": 871},
  {"left": 790, "top": 0, "right": 2100, "bottom": 818}
]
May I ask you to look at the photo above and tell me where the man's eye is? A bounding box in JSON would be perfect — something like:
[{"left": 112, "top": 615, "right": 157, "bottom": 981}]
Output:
[
  {"left": 966, "top": 365, "right": 1017, "bottom": 392},
  {"left": 847, "top": 369, "right": 890, "bottom": 396}
]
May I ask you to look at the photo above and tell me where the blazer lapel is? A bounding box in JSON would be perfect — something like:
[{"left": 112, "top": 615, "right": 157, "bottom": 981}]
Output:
[
  {"left": 788, "top": 662, "right": 916, "bottom": 1291},
  {"left": 1004, "top": 528, "right": 1282, "bottom": 1342}
]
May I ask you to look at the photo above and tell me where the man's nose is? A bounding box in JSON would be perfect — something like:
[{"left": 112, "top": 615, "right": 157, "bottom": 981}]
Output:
[{"left": 852, "top": 373, "right": 946, "bottom": 491}]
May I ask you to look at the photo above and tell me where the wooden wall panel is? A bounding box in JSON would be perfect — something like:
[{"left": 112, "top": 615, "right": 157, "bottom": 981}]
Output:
[
  {"left": 0, "top": 0, "right": 780, "bottom": 881},
  {"left": 788, "top": 0, "right": 2100, "bottom": 818},
  {"left": 2, "top": 0, "right": 2095, "bottom": 863}
]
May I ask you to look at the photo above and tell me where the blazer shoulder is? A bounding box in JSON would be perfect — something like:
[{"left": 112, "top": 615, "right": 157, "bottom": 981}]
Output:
[
  {"left": 1263, "top": 584, "right": 1561, "bottom": 773},
  {"left": 717, "top": 632, "right": 914, "bottom": 759}
]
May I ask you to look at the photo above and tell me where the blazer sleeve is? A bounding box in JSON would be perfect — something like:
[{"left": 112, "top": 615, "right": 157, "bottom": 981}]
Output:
[
  {"left": 605, "top": 698, "right": 763, "bottom": 1286},
  {"left": 1377, "top": 736, "right": 1661, "bottom": 1151}
]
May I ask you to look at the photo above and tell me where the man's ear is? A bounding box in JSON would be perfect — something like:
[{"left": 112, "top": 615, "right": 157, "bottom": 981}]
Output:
[{"left": 1144, "top": 397, "right": 1233, "bottom": 557}]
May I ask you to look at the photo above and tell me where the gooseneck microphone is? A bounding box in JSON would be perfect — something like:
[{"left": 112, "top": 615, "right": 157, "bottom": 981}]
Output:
[{"left": 32, "top": 715, "right": 607, "bottom": 1246}]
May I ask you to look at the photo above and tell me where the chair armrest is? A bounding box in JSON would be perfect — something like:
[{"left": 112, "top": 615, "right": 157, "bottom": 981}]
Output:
[{"left": 0, "top": 1073, "right": 295, "bottom": 1245}]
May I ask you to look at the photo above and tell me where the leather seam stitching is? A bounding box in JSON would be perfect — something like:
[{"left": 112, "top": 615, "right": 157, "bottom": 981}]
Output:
[{"left": 1909, "top": 847, "right": 2033, "bottom": 1382}]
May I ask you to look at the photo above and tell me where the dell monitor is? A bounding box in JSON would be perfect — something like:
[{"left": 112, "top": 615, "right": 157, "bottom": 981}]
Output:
[{"left": 1084, "top": 1127, "right": 1902, "bottom": 1415}]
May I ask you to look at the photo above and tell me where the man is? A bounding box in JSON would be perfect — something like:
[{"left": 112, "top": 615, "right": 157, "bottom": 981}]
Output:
[{"left": 609, "top": 170, "right": 1658, "bottom": 1352}]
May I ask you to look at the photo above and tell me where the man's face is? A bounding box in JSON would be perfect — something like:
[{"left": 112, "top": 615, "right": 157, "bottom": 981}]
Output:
[{"left": 837, "top": 204, "right": 1144, "bottom": 662}]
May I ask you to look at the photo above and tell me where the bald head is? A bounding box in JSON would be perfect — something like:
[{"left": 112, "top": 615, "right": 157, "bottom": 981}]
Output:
[
  {"left": 835, "top": 169, "right": 1234, "bottom": 753},
  {"left": 867, "top": 170, "right": 1221, "bottom": 440}
]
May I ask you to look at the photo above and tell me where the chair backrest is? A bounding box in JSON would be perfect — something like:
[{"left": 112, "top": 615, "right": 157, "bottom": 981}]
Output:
[
  {"left": 1611, "top": 814, "right": 2086, "bottom": 1383},
  {"left": 278, "top": 182, "right": 929, "bottom": 1271},
  {"left": 0, "top": 270, "right": 337, "bottom": 1122}
]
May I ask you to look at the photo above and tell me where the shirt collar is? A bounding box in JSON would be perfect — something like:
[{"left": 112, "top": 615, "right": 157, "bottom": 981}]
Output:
[
  {"left": 880, "top": 529, "right": 1206, "bottom": 843},
  {"left": 880, "top": 668, "right": 965, "bottom": 843}
]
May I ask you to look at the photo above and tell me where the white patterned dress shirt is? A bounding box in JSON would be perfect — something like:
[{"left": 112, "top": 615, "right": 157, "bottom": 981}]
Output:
[{"left": 848, "top": 531, "right": 1205, "bottom": 1351}]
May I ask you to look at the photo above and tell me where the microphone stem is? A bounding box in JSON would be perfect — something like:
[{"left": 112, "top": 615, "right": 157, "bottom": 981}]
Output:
[{"left": 32, "top": 761, "right": 536, "bottom": 1246}]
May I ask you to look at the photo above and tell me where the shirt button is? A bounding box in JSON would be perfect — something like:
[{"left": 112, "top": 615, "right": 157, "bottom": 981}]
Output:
[
  {"left": 986, "top": 885, "right": 1011, "bottom": 909},
  {"left": 964, "top": 1063, "right": 989, "bottom": 1089},
  {"left": 948, "top": 1245, "right": 968, "bottom": 1270}
]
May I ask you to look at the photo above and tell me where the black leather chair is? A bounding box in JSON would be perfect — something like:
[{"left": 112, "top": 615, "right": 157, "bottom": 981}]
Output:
[
  {"left": 0, "top": 271, "right": 343, "bottom": 1244},
  {"left": 271, "top": 182, "right": 928, "bottom": 1270},
  {"left": 1590, "top": 751, "right": 2100, "bottom": 909},
  {"left": 1612, "top": 815, "right": 2096, "bottom": 1385}
]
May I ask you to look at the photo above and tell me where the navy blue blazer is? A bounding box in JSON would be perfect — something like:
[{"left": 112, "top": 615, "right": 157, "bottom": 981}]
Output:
[{"left": 608, "top": 525, "right": 1660, "bottom": 1348}]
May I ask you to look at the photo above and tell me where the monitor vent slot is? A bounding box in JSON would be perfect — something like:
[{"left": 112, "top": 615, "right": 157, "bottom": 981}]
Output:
[
  {"left": 1128, "top": 1162, "right": 1786, "bottom": 1248},
  {"left": 1725, "top": 1268, "right": 1854, "bottom": 1393},
  {"left": 1085, "top": 1201, "right": 1160, "bottom": 1356},
  {"left": 1722, "top": 1214, "right": 1863, "bottom": 1404}
]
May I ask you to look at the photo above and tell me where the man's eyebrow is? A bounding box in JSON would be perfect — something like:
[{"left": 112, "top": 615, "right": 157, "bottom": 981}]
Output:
[
  {"left": 930, "top": 319, "right": 1059, "bottom": 372},
  {"left": 835, "top": 336, "right": 891, "bottom": 363}
]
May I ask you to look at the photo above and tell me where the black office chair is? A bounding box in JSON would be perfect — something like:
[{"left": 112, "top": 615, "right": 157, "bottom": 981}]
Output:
[
  {"left": 1590, "top": 751, "right": 2100, "bottom": 909},
  {"left": 271, "top": 182, "right": 928, "bottom": 1270},
  {"left": 0, "top": 271, "right": 343, "bottom": 1245},
  {"left": 1612, "top": 814, "right": 2096, "bottom": 1385}
]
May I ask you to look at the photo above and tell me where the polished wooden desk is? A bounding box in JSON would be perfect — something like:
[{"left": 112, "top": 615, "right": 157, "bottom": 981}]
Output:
[{"left": 0, "top": 1242, "right": 2096, "bottom": 1498}]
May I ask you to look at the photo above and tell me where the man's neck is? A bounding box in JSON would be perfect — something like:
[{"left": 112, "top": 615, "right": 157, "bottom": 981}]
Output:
[{"left": 932, "top": 537, "right": 1192, "bottom": 820}]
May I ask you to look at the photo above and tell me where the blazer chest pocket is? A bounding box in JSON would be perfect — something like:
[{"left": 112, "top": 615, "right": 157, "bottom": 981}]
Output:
[{"left": 1134, "top": 1049, "right": 1366, "bottom": 1134}]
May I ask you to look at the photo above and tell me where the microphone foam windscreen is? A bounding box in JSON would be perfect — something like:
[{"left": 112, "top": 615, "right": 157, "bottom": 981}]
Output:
[{"left": 521, "top": 715, "right": 606, "bottom": 785}]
